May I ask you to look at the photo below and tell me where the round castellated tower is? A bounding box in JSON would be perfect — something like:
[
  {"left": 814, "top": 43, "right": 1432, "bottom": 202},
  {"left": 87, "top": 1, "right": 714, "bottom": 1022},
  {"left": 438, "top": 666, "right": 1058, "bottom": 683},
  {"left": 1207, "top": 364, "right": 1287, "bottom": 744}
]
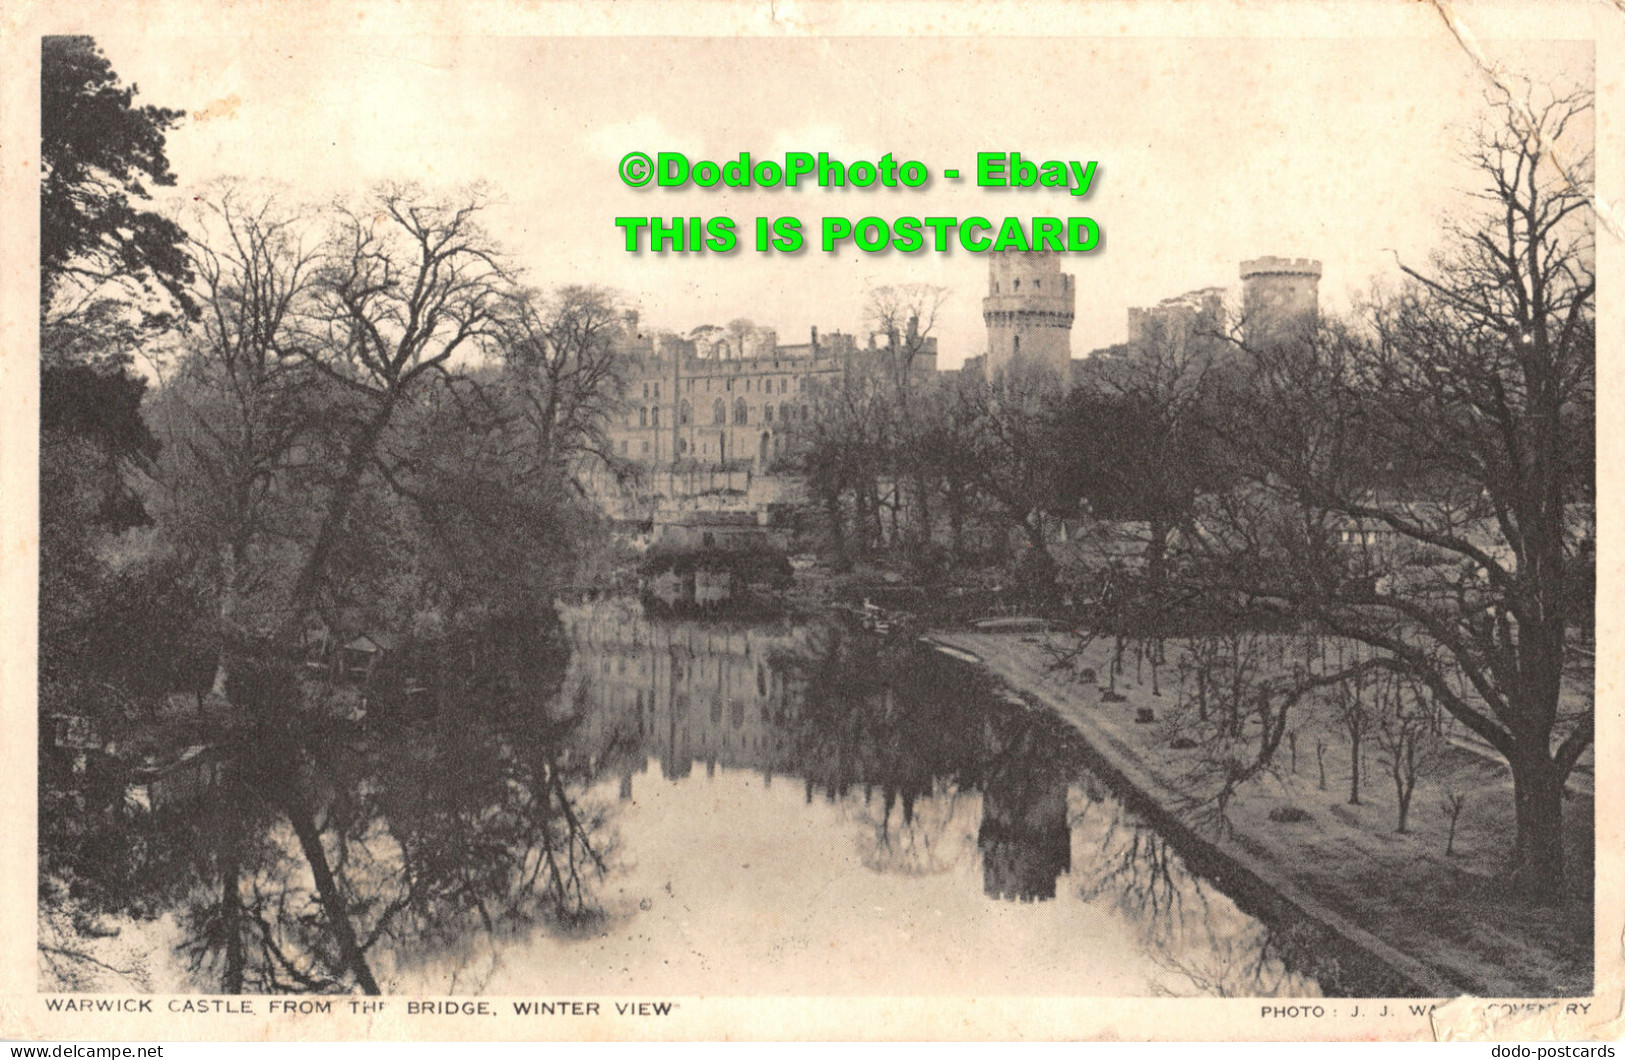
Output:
[
  {"left": 1239, "top": 256, "right": 1321, "bottom": 345},
  {"left": 983, "top": 250, "right": 1075, "bottom": 383}
]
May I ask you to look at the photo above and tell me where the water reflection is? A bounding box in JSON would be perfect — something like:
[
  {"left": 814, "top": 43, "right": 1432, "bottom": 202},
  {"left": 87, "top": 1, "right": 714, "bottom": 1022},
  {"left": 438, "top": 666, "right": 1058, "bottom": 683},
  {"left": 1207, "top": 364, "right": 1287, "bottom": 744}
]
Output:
[
  {"left": 44, "top": 599, "right": 1330, "bottom": 997},
  {"left": 1073, "top": 800, "right": 1317, "bottom": 997},
  {"left": 42, "top": 610, "right": 619, "bottom": 995},
  {"left": 980, "top": 755, "right": 1071, "bottom": 902},
  {"left": 546, "top": 600, "right": 1326, "bottom": 996}
]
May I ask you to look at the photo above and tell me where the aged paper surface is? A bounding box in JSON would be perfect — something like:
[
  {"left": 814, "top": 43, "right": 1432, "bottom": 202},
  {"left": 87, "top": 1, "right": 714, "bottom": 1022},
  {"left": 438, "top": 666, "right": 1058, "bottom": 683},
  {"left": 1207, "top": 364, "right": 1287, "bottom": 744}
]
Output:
[{"left": 0, "top": 0, "right": 1619, "bottom": 1042}]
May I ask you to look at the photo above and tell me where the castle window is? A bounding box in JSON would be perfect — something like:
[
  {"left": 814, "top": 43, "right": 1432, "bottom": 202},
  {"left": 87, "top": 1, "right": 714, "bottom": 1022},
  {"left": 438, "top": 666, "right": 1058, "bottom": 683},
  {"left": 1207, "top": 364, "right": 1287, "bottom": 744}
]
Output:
[
  {"left": 764, "top": 404, "right": 774, "bottom": 424},
  {"left": 678, "top": 437, "right": 688, "bottom": 455},
  {"left": 712, "top": 398, "right": 726, "bottom": 425},
  {"left": 1014, "top": 279, "right": 1020, "bottom": 291},
  {"left": 680, "top": 399, "right": 692, "bottom": 425},
  {"left": 734, "top": 397, "right": 748, "bottom": 425},
  {"left": 651, "top": 406, "right": 660, "bottom": 428},
  {"left": 641, "top": 440, "right": 650, "bottom": 455},
  {"left": 642, "top": 383, "right": 649, "bottom": 399},
  {"left": 1034, "top": 280, "right": 1040, "bottom": 289},
  {"left": 1014, "top": 335, "right": 1020, "bottom": 354},
  {"left": 653, "top": 383, "right": 660, "bottom": 399},
  {"left": 759, "top": 433, "right": 770, "bottom": 461},
  {"left": 726, "top": 378, "right": 733, "bottom": 392},
  {"left": 639, "top": 407, "right": 648, "bottom": 427}
]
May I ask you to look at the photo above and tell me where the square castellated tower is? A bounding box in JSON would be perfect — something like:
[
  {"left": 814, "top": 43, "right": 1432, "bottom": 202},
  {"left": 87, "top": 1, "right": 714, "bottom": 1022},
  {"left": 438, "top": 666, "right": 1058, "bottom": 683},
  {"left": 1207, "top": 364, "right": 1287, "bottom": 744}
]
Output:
[{"left": 982, "top": 250, "right": 1076, "bottom": 384}]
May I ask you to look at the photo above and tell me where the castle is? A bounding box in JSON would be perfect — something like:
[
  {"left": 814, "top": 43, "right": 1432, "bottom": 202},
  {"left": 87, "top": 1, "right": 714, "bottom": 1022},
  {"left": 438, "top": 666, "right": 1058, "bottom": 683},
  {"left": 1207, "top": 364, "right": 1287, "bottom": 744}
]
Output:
[
  {"left": 592, "top": 251, "right": 1320, "bottom": 546},
  {"left": 1122, "top": 256, "right": 1321, "bottom": 358},
  {"left": 589, "top": 319, "right": 938, "bottom": 541}
]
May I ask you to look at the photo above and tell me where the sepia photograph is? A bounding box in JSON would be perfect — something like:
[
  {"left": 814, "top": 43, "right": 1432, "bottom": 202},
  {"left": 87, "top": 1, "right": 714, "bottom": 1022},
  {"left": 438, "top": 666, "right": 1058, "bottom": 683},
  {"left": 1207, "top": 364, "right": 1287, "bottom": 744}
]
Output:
[{"left": 2, "top": 0, "right": 1614, "bottom": 1043}]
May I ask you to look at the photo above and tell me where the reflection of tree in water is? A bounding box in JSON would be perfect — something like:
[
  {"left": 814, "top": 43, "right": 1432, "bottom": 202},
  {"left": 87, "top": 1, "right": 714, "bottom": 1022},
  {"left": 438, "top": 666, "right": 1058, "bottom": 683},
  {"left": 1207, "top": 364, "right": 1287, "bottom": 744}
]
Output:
[
  {"left": 42, "top": 610, "right": 619, "bottom": 994},
  {"left": 780, "top": 625, "right": 984, "bottom": 877},
  {"left": 1074, "top": 800, "right": 1317, "bottom": 998},
  {"left": 781, "top": 625, "right": 1079, "bottom": 900},
  {"left": 1075, "top": 800, "right": 1202, "bottom": 943},
  {"left": 1148, "top": 925, "right": 1316, "bottom": 998},
  {"left": 174, "top": 753, "right": 335, "bottom": 993},
  {"left": 851, "top": 780, "right": 969, "bottom": 877}
]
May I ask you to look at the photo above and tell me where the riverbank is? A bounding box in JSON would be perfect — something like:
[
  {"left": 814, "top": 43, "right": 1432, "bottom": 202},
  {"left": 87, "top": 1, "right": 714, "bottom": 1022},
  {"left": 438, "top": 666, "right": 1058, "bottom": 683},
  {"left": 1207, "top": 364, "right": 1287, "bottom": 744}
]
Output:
[{"left": 924, "top": 629, "right": 1593, "bottom": 998}]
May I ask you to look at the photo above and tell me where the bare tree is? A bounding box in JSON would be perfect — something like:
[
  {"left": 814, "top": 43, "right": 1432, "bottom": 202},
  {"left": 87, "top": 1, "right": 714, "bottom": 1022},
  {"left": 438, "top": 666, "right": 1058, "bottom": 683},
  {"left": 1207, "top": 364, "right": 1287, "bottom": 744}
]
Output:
[
  {"left": 1372, "top": 673, "right": 1439, "bottom": 833},
  {"left": 962, "top": 358, "right": 1070, "bottom": 559},
  {"left": 796, "top": 351, "right": 894, "bottom": 560},
  {"left": 499, "top": 285, "right": 632, "bottom": 486},
  {"left": 1332, "top": 667, "right": 1372, "bottom": 807},
  {"left": 153, "top": 185, "right": 325, "bottom": 694},
  {"left": 1065, "top": 305, "right": 1224, "bottom": 593},
  {"left": 1206, "top": 86, "right": 1593, "bottom": 895},
  {"left": 862, "top": 283, "right": 949, "bottom": 551},
  {"left": 863, "top": 283, "right": 948, "bottom": 393},
  {"left": 275, "top": 183, "right": 514, "bottom": 645},
  {"left": 1442, "top": 789, "right": 1468, "bottom": 856}
]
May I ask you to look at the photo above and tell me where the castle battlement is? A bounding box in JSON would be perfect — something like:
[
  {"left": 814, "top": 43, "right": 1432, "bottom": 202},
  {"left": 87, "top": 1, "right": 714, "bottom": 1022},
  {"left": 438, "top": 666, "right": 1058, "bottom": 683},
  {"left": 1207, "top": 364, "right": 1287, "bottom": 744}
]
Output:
[
  {"left": 982, "top": 250, "right": 1075, "bottom": 385},
  {"left": 1239, "top": 257, "right": 1322, "bottom": 279}
]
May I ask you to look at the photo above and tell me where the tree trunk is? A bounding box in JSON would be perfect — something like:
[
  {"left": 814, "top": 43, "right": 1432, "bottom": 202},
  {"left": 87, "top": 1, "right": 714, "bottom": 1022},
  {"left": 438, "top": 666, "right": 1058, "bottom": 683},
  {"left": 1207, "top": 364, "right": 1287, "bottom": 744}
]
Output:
[
  {"left": 1348, "top": 734, "right": 1361, "bottom": 805},
  {"left": 911, "top": 471, "right": 933, "bottom": 551},
  {"left": 1145, "top": 517, "right": 1169, "bottom": 594},
  {"left": 274, "top": 396, "right": 398, "bottom": 647},
  {"left": 1394, "top": 736, "right": 1416, "bottom": 833},
  {"left": 824, "top": 490, "right": 847, "bottom": 564},
  {"left": 947, "top": 479, "right": 965, "bottom": 560},
  {"left": 1509, "top": 747, "right": 1567, "bottom": 898},
  {"left": 853, "top": 485, "right": 870, "bottom": 556},
  {"left": 210, "top": 541, "right": 238, "bottom": 696},
  {"left": 220, "top": 806, "right": 245, "bottom": 994},
  {"left": 285, "top": 801, "right": 381, "bottom": 994}
]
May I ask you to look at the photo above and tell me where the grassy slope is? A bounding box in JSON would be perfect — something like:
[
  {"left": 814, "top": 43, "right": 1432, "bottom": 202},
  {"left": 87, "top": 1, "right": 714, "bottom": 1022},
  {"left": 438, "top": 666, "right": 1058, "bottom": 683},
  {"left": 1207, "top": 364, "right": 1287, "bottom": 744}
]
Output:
[{"left": 931, "top": 630, "right": 1593, "bottom": 998}]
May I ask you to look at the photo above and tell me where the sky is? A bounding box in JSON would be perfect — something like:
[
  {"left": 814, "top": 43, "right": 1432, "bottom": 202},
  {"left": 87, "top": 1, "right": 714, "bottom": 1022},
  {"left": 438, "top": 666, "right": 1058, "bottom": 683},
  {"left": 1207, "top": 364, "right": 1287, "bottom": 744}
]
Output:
[{"left": 96, "top": 31, "right": 1593, "bottom": 368}]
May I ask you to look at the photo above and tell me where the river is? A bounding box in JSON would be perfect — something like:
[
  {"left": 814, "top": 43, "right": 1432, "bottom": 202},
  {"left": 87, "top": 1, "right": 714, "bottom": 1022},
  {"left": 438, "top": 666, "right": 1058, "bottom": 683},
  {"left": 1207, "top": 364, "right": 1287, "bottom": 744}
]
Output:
[{"left": 43, "top": 599, "right": 1331, "bottom": 998}]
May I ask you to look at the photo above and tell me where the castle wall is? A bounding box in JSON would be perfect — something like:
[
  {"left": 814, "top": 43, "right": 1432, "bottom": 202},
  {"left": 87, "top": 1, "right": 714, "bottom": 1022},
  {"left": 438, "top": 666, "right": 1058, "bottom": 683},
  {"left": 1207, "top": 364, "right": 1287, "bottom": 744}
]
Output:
[
  {"left": 593, "top": 325, "right": 935, "bottom": 529},
  {"left": 1125, "top": 286, "right": 1227, "bottom": 351},
  {"left": 1122, "top": 260, "right": 1320, "bottom": 369}
]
